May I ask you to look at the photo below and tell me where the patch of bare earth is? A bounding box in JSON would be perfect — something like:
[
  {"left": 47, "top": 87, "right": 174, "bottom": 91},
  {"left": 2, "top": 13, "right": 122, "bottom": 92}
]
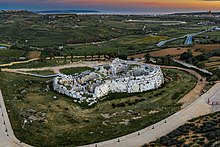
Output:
[
  {"left": 150, "top": 48, "right": 189, "bottom": 57},
  {"left": 27, "top": 51, "right": 41, "bottom": 59}
]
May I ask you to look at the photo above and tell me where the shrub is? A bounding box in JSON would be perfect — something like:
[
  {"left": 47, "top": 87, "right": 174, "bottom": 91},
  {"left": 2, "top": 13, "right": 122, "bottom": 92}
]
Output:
[{"left": 172, "top": 92, "right": 181, "bottom": 100}]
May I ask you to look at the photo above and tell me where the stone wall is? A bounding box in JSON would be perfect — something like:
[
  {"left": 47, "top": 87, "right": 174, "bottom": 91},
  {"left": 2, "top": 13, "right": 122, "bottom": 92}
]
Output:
[{"left": 52, "top": 58, "right": 164, "bottom": 105}]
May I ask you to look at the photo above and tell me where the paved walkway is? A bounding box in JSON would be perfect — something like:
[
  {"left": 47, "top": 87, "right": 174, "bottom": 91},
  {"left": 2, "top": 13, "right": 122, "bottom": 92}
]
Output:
[
  {"left": 0, "top": 90, "right": 31, "bottom": 147},
  {"left": 82, "top": 83, "right": 220, "bottom": 147}
]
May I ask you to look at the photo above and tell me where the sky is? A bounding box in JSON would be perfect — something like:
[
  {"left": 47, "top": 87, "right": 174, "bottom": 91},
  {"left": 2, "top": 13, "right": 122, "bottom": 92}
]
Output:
[{"left": 0, "top": 0, "right": 220, "bottom": 14}]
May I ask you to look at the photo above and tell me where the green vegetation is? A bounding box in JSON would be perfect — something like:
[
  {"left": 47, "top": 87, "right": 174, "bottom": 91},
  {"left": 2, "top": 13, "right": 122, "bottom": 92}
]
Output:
[
  {"left": 60, "top": 67, "right": 93, "bottom": 75},
  {"left": 0, "top": 11, "right": 219, "bottom": 64},
  {"left": 146, "top": 112, "right": 220, "bottom": 147},
  {"left": 0, "top": 49, "right": 26, "bottom": 64},
  {"left": 195, "top": 31, "right": 220, "bottom": 44},
  {"left": 0, "top": 43, "right": 11, "bottom": 47},
  {"left": 28, "top": 70, "right": 55, "bottom": 76},
  {"left": 0, "top": 69, "right": 197, "bottom": 146},
  {"left": 178, "top": 48, "right": 220, "bottom": 80},
  {"left": 8, "top": 58, "right": 82, "bottom": 69}
]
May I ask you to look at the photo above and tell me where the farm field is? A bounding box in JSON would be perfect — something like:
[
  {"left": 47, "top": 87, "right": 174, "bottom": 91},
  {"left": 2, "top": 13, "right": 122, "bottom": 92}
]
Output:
[
  {"left": 149, "top": 48, "right": 189, "bottom": 57},
  {"left": 190, "top": 44, "right": 220, "bottom": 53},
  {"left": 0, "top": 49, "right": 26, "bottom": 64},
  {"left": 0, "top": 11, "right": 219, "bottom": 64},
  {"left": 0, "top": 68, "right": 197, "bottom": 146},
  {"left": 147, "top": 44, "right": 220, "bottom": 58},
  {"left": 201, "top": 56, "right": 220, "bottom": 70}
]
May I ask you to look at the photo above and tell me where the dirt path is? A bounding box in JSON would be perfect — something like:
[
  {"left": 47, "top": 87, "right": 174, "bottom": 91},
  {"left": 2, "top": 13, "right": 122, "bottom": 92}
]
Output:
[
  {"left": 161, "top": 66, "right": 205, "bottom": 108},
  {"left": 2, "top": 61, "right": 111, "bottom": 74},
  {"left": 0, "top": 58, "right": 40, "bottom": 67}
]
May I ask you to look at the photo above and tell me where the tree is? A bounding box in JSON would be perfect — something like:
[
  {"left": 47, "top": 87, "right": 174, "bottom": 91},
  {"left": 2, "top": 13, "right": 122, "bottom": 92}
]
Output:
[
  {"left": 91, "top": 53, "right": 94, "bottom": 61},
  {"left": 166, "top": 54, "right": 172, "bottom": 65},
  {"left": 196, "top": 62, "right": 205, "bottom": 68},
  {"left": 196, "top": 54, "right": 208, "bottom": 61},
  {"left": 144, "top": 53, "right": 151, "bottom": 62},
  {"left": 97, "top": 52, "right": 101, "bottom": 61},
  {"left": 9, "top": 45, "right": 20, "bottom": 50},
  {"left": 70, "top": 52, "right": 74, "bottom": 62},
  {"left": 64, "top": 55, "right": 67, "bottom": 62},
  {"left": 117, "top": 54, "right": 127, "bottom": 60},
  {"left": 84, "top": 53, "right": 87, "bottom": 61}
]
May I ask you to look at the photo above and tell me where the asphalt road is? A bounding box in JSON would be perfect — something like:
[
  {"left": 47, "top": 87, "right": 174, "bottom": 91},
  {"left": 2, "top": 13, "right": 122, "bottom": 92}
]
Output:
[{"left": 157, "top": 27, "right": 217, "bottom": 47}]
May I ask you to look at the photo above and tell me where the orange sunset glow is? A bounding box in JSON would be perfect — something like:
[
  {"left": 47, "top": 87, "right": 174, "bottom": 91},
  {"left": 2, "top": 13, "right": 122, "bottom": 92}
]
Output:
[{"left": 0, "top": 0, "right": 219, "bottom": 14}]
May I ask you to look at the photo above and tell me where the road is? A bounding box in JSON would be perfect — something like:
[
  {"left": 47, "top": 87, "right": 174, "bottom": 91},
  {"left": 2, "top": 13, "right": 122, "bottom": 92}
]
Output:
[
  {"left": 0, "top": 90, "right": 32, "bottom": 147},
  {"left": 2, "top": 61, "right": 110, "bottom": 75},
  {"left": 0, "top": 58, "right": 40, "bottom": 68},
  {"left": 184, "top": 35, "right": 193, "bottom": 45},
  {"left": 157, "top": 27, "right": 217, "bottom": 47},
  {"left": 156, "top": 37, "right": 184, "bottom": 47}
]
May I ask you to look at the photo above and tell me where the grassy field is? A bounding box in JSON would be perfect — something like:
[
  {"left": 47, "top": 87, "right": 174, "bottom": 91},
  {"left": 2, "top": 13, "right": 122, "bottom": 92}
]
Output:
[
  {"left": 7, "top": 58, "right": 82, "bottom": 69},
  {"left": 0, "top": 12, "right": 218, "bottom": 62},
  {"left": 0, "top": 49, "right": 26, "bottom": 64},
  {"left": 28, "top": 70, "right": 55, "bottom": 75},
  {"left": 0, "top": 68, "right": 197, "bottom": 146},
  {"left": 146, "top": 112, "right": 220, "bottom": 147},
  {"left": 60, "top": 67, "right": 93, "bottom": 75},
  {"left": 148, "top": 44, "right": 220, "bottom": 58}
]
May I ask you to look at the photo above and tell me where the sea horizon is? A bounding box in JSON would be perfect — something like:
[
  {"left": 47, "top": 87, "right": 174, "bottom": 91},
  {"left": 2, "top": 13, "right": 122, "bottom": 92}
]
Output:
[{"left": 1, "top": 8, "right": 218, "bottom": 15}]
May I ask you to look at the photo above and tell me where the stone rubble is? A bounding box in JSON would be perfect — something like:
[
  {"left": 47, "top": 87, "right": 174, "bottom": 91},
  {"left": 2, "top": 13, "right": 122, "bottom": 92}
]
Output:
[{"left": 53, "top": 58, "right": 164, "bottom": 106}]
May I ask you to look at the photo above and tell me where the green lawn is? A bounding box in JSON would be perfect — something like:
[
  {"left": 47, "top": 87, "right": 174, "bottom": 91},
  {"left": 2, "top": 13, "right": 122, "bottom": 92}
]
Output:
[
  {"left": 60, "top": 67, "right": 93, "bottom": 75},
  {"left": 0, "top": 68, "right": 197, "bottom": 146},
  {"left": 0, "top": 49, "right": 25, "bottom": 57},
  {"left": 28, "top": 70, "right": 55, "bottom": 76}
]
